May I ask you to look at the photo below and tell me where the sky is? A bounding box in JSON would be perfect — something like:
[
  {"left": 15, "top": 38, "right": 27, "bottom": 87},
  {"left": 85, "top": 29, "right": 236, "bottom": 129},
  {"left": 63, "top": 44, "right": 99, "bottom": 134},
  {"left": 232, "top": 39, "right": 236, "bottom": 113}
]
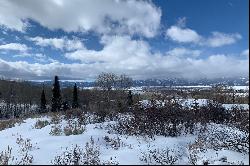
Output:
[{"left": 0, "top": 0, "right": 249, "bottom": 81}]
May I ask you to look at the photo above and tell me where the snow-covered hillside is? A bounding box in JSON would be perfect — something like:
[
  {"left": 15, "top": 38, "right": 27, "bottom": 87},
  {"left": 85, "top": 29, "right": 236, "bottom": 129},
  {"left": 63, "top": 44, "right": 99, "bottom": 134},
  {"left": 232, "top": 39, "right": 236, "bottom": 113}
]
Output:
[{"left": 0, "top": 114, "right": 248, "bottom": 165}]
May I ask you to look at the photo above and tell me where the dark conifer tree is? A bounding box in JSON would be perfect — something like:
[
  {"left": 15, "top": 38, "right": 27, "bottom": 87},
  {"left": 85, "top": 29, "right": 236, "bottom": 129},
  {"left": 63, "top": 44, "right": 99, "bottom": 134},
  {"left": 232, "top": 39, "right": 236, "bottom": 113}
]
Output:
[
  {"left": 40, "top": 86, "right": 47, "bottom": 113},
  {"left": 127, "top": 90, "right": 133, "bottom": 106},
  {"left": 51, "top": 76, "right": 62, "bottom": 112},
  {"left": 72, "top": 83, "right": 79, "bottom": 108}
]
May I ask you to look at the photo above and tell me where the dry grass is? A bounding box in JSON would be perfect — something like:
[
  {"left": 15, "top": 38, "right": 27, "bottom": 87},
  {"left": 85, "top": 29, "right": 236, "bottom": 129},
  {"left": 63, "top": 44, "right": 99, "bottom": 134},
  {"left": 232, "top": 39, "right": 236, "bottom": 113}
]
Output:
[{"left": 0, "top": 118, "right": 25, "bottom": 131}]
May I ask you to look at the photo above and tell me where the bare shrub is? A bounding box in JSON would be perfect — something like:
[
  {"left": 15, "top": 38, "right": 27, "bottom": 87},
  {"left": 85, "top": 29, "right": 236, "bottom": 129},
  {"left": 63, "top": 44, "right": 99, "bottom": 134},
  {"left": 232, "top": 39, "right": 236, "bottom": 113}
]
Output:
[
  {"left": 34, "top": 119, "right": 50, "bottom": 129},
  {"left": 0, "top": 146, "right": 14, "bottom": 165},
  {"left": 188, "top": 141, "right": 202, "bottom": 165},
  {"left": 0, "top": 135, "right": 35, "bottom": 165},
  {"left": 140, "top": 147, "right": 180, "bottom": 165},
  {"left": 51, "top": 137, "right": 118, "bottom": 165},
  {"left": 50, "top": 124, "right": 63, "bottom": 136},
  {"left": 50, "top": 113, "right": 62, "bottom": 124},
  {"left": 82, "top": 137, "right": 101, "bottom": 165},
  {"left": 64, "top": 108, "right": 85, "bottom": 120},
  {"left": 103, "top": 135, "right": 130, "bottom": 150},
  {"left": 63, "top": 119, "right": 86, "bottom": 136},
  {"left": 203, "top": 125, "right": 249, "bottom": 153},
  {"left": 52, "top": 144, "right": 83, "bottom": 165},
  {"left": 15, "top": 135, "right": 35, "bottom": 165}
]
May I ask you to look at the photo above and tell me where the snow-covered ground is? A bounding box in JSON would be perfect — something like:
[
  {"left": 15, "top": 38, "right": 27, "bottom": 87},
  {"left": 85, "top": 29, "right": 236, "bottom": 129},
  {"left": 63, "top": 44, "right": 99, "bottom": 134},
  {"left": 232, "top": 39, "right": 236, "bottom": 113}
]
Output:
[
  {"left": 139, "top": 99, "right": 249, "bottom": 110},
  {"left": 0, "top": 115, "right": 248, "bottom": 165},
  {"left": 222, "top": 104, "right": 249, "bottom": 110},
  {"left": 81, "top": 85, "right": 249, "bottom": 92},
  {"left": 232, "top": 86, "right": 249, "bottom": 91}
]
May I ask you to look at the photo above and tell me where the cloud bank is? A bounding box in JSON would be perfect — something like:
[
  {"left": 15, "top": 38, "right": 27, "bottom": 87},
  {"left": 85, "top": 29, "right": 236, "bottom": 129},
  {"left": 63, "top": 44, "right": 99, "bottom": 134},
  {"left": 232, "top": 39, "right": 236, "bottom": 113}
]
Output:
[
  {"left": 0, "top": 35, "right": 248, "bottom": 80},
  {"left": 0, "top": 0, "right": 161, "bottom": 38}
]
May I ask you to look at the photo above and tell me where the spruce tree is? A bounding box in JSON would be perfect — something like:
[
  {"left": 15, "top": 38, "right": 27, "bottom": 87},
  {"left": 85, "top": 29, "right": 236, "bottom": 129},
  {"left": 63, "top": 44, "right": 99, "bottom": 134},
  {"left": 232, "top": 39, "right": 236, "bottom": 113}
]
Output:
[
  {"left": 51, "top": 76, "right": 62, "bottom": 112},
  {"left": 127, "top": 90, "right": 133, "bottom": 106},
  {"left": 40, "top": 86, "right": 46, "bottom": 113},
  {"left": 72, "top": 83, "right": 79, "bottom": 108}
]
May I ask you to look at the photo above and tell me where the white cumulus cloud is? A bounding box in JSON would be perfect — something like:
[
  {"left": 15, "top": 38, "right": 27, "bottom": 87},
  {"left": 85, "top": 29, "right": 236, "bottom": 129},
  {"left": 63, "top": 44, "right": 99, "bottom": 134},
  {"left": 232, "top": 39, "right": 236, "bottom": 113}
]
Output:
[
  {"left": 206, "top": 32, "right": 242, "bottom": 47},
  {"left": 166, "top": 26, "right": 242, "bottom": 47},
  {"left": 0, "top": 0, "right": 161, "bottom": 38},
  {"left": 166, "top": 26, "right": 201, "bottom": 43},
  {"left": 0, "top": 43, "right": 29, "bottom": 52},
  {"left": 29, "top": 36, "right": 84, "bottom": 51}
]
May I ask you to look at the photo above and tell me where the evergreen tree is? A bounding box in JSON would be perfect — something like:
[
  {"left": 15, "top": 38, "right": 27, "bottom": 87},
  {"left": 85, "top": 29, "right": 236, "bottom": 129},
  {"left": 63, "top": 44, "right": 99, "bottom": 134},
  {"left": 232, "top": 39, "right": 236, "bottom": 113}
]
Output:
[
  {"left": 127, "top": 90, "right": 133, "bottom": 106},
  {"left": 72, "top": 83, "right": 79, "bottom": 108},
  {"left": 51, "top": 76, "right": 62, "bottom": 112},
  {"left": 40, "top": 86, "right": 47, "bottom": 113}
]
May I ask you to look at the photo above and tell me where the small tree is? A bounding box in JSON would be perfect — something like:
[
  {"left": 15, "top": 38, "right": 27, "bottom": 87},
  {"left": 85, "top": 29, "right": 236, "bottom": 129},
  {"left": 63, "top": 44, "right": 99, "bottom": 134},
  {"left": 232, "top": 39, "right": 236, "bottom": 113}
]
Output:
[
  {"left": 95, "top": 72, "right": 118, "bottom": 91},
  {"left": 40, "top": 86, "right": 47, "bottom": 113},
  {"left": 72, "top": 83, "right": 79, "bottom": 108},
  {"left": 117, "top": 74, "right": 133, "bottom": 90},
  {"left": 127, "top": 90, "right": 133, "bottom": 106},
  {"left": 51, "top": 76, "right": 62, "bottom": 112},
  {"left": 95, "top": 72, "right": 118, "bottom": 103}
]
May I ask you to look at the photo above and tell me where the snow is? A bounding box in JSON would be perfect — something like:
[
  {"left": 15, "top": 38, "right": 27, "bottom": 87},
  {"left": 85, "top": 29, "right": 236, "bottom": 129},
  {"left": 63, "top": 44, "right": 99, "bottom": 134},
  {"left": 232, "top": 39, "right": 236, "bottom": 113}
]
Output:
[
  {"left": 138, "top": 99, "right": 249, "bottom": 110},
  {"left": 81, "top": 86, "right": 95, "bottom": 90},
  {"left": 235, "top": 92, "right": 249, "bottom": 97},
  {"left": 232, "top": 86, "right": 249, "bottom": 91},
  {"left": 196, "top": 149, "right": 249, "bottom": 165},
  {"left": 180, "top": 99, "right": 209, "bottom": 107},
  {"left": 0, "top": 115, "right": 248, "bottom": 165},
  {"left": 173, "top": 85, "right": 212, "bottom": 89},
  {"left": 1, "top": 117, "right": 193, "bottom": 164},
  {"left": 222, "top": 104, "right": 249, "bottom": 110}
]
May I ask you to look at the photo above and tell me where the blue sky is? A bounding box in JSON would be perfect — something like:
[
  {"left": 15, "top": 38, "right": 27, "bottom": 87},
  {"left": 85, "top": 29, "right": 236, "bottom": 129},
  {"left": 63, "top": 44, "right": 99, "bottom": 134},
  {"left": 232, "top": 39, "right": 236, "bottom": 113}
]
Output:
[{"left": 0, "top": 0, "right": 248, "bottom": 80}]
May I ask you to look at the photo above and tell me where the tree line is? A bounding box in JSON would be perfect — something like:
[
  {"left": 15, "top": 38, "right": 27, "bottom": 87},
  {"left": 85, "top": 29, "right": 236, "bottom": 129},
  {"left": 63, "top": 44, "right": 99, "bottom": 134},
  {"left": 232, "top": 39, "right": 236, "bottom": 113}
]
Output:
[
  {"left": 39, "top": 73, "right": 134, "bottom": 114},
  {"left": 0, "top": 73, "right": 134, "bottom": 119}
]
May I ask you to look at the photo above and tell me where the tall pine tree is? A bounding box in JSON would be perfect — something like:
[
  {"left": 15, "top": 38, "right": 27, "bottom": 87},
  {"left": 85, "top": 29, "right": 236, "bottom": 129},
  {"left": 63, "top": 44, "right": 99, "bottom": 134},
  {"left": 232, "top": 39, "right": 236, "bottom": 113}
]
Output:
[
  {"left": 51, "top": 76, "right": 62, "bottom": 112},
  {"left": 72, "top": 83, "right": 79, "bottom": 108},
  {"left": 40, "top": 85, "right": 47, "bottom": 113}
]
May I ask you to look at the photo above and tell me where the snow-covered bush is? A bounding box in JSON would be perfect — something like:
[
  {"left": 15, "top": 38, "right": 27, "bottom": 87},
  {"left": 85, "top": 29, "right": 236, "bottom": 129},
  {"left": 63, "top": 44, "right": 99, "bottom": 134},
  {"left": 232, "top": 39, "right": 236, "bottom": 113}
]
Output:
[
  {"left": 0, "top": 135, "right": 35, "bottom": 165},
  {"left": 200, "top": 124, "right": 249, "bottom": 154},
  {"left": 103, "top": 135, "right": 131, "bottom": 150},
  {"left": 187, "top": 124, "right": 249, "bottom": 165},
  {"left": 49, "top": 124, "right": 63, "bottom": 136},
  {"left": 50, "top": 113, "right": 62, "bottom": 124},
  {"left": 0, "top": 146, "right": 13, "bottom": 165},
  {"left": 63, "top": 119, "right": 86, "bottom": 136},
  {"left": 52, "top": 144, "right": 83, "bottom": 165},
  {"left": 107, "top": 107, "right": 189, "bottom": 138},
  {"left": 51, "top": 138, "right": 101, "bottom": 165},
  {"left": 140, "top": 146, "right": 180, "bottom": 165},
  {"left": 51, "top": 137, "right": 118, "bottom": 165},
  {"left": 34, "top": 119, "right": 50, "bottom": 129}
]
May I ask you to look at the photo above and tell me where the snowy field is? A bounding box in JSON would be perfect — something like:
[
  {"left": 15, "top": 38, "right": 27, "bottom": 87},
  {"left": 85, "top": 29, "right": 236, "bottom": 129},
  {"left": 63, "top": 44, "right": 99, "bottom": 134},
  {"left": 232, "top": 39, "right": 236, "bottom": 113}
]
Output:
[
  {"left": 0, "top": 115, "right": 249, "bottom": 165},
  {"left": 81, "top": 85, "right": 249, "bottom": 91},
  {"left": 139, "top": 99, "right": 249, "bottom": 110}
]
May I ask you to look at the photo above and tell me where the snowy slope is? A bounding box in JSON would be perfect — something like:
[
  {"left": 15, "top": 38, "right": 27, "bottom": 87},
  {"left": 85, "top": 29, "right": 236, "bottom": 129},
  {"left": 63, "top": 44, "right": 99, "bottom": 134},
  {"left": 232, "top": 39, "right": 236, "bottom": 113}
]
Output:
[{"left": 0, "top": 116, "right": 248, "bottom": 165}]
